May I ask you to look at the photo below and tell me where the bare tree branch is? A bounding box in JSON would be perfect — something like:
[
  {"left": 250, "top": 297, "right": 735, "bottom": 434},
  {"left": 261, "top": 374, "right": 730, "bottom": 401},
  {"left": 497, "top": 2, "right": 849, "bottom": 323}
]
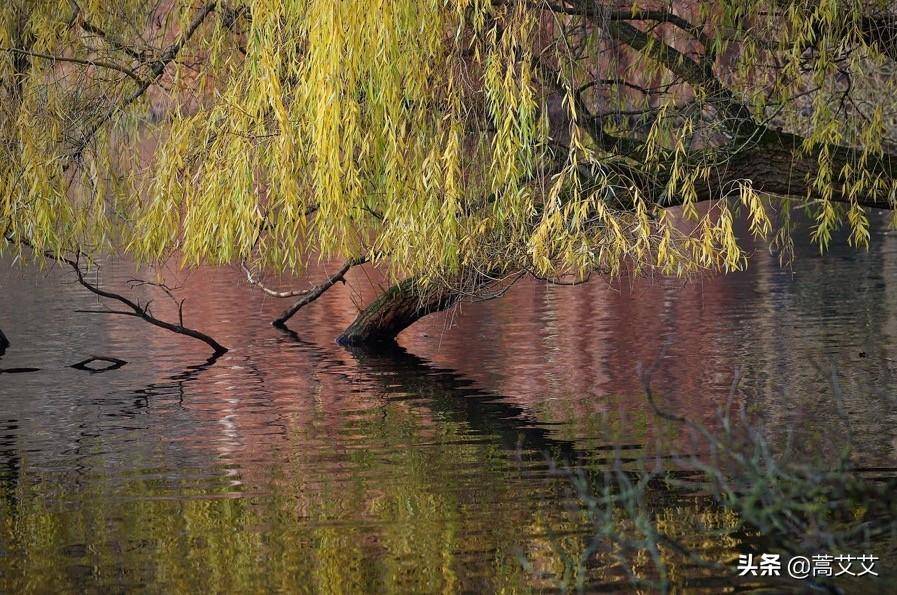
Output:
[
  {"left": 241, "top": 261, "right": 315, "bottom": 298},
  {"left": 0, "top": 47, "right": 145, "bottom": 83},
  {"left": 7, "top": 236, "right": 227, "bottom": 356},
  {"left": 69, "top": 0, "right": 146, "bottom": 60},
  {"left": 61, "top": 254, "right": 227, "bottom": 355},
  {"left": 272, "top": 257, "right": 367, "bottom": 328},
  {"left": 469, "top": 270, "right": 527, "bottom": 303}
]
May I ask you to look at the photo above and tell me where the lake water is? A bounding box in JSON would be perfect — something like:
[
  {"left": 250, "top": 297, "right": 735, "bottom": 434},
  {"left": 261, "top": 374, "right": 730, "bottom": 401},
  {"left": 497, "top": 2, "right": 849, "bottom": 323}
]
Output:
[{"left": 2, "top": 214, "right": 897, "bottom": 592}]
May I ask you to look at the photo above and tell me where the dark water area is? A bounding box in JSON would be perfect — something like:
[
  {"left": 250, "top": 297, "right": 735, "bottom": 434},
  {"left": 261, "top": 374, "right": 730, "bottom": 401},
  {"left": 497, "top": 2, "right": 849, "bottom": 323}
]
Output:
[{"left": 2, "top": 212, "right": 897, "bottom": 592}]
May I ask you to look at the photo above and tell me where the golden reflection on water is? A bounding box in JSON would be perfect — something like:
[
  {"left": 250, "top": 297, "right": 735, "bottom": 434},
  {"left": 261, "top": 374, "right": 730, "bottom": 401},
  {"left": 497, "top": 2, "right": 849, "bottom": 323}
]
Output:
[{"left": 0, "top": 404, "right": 746, "bottom": 593}]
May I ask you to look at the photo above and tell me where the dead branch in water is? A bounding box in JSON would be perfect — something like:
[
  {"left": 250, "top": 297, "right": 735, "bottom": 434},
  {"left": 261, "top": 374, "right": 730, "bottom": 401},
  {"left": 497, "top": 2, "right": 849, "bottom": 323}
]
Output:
[
  {"left": 63, "top": 254, "right": 228, "bottom": 356},
  {"left": 7, "top": 237, "right": 227, "bottom": 356},
  {"left": 269, "top": 257, "right": 367, "bottom": 328}
]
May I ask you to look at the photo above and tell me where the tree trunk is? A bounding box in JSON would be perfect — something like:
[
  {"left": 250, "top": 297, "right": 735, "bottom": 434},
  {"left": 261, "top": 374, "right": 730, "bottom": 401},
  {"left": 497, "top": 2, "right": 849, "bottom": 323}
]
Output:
[
  {"left": 337, "top": 278, "right": 467, "bottom": 346},
  {"left": 0, "top": 328, "right": 8, "bottom": 355},
  {"left": 723, "top": 130, "right": 897, "bottom": 209}
]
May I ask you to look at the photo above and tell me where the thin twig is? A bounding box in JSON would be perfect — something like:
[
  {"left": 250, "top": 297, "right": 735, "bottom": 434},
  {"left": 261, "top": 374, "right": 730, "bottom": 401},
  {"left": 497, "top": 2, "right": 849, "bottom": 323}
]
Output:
[
  {"left": 0, "top": 47, "right": 144, "bottom": 83},
  {"left": 68, "top": 0, "right": 145, "bottom": 60},
  {"left": 241, "top": 261, "right": 313, "bottom": 298}
]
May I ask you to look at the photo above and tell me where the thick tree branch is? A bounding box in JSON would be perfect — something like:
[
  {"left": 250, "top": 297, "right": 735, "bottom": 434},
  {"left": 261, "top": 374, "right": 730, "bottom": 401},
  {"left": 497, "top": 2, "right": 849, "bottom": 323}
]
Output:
[
  {"left": 532, "top": 3, "right": 897, "bottom": 209},
  {"left": 527, "top": 2, "right": 758, "bottom": 141},
  {"left": 337, "top": 277, "right": 462, "bottom": 346},
  {"left": 598, "top": 15, "right": 753, "bottom": 134},
  {"left": 532, "top": 2, "right": 713, "bottom": 50},
  {"left": 652, "top": 130, "right": 897, "bottom": 210},
  {"left": 337, "top": 271, "right": 501, "bottom": 346}
]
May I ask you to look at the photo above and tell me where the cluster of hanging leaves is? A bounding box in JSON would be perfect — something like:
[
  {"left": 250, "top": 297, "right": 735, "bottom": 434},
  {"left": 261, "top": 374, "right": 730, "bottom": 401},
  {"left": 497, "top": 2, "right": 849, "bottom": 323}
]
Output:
[{"left": 2, "top": 0, "right": 897, "bottom": 285}]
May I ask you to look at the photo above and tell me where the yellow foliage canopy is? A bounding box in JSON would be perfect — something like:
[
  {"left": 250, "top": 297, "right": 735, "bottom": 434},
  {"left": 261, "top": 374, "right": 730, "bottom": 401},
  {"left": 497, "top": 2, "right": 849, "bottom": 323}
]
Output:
[{"left": 2, "top": 1, "right": 897, "bottom": 283}]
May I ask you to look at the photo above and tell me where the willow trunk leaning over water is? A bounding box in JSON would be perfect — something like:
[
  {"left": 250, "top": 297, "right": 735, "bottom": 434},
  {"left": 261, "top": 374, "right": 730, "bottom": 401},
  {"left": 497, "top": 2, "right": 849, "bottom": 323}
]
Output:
[
  {"left": 337, "top": 278, "right": 472, "bottom": 345},
  {"left": 5, "top": 2, "right": 897, "bottom": 348},
  {"left": 333, "top": 3, "right": 897, "bottom": 345},
  {"left": 339, "top": 124, "right": 897, "bottom": 345}
]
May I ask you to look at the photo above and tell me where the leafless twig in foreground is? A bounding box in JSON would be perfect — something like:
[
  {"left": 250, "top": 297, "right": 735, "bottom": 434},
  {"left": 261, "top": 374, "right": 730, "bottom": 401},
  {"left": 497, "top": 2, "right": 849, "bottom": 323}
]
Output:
[
  {"left": 8, "top": 237, "right": 227, "bottom": 356},
  {"left": 271, "top": 257, "right": 367, "bottom": 328}
]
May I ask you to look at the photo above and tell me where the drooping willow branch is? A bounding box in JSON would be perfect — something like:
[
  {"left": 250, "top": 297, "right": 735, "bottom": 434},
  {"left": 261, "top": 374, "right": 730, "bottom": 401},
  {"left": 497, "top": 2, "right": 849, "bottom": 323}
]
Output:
[
  {"left": 537, "top": 2, "right": 897, "bottom": 210},
  {"left": 240, "top": 205, "right": 325, "bottom": 299},
  {"left": 241, "top": 206, "right": 367, "bottom": 325},
  {"left": 69, "top": 1, "right": 217, "bottom": 163},
  {"left": 272, "top": 257, "right": 367, "bottom": 328}
]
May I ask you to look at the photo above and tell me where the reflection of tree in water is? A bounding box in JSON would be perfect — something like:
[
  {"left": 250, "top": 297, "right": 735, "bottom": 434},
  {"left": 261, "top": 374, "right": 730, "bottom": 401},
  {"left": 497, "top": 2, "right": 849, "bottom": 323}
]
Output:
[
  {"left": 0, "top": 335, "right": 754, "bottom": 593},
  {"left": 0, "top": 327, "right": 18, "bottom": 501},
  {"left": 345, "top": 341, "right": 585, "bottom": 464},
  {"left": 0, "top": 419, "right": 19, "bottom": 509},
  {"left": 742, "top": 230, "right": 897, "bottom": 466},
  {"left": 345, "top": 340, "right": 897, "bottom": 593},
  {"left": 4, "top": 318, "right": 896, "bottom": 592}
]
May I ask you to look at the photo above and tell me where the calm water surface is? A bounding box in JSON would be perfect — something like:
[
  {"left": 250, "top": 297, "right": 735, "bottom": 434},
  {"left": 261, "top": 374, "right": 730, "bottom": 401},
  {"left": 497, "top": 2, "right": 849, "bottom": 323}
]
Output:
[{"left": 2, "top": 215, "right": 897, "bottom": 592}]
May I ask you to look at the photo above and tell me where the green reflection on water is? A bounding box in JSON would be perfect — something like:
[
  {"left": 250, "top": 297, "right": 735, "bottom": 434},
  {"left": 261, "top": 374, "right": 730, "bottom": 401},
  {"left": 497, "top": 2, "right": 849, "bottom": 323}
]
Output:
[
  {"left": 0, "top": 396, "right": 750, "bottom": 594},
  {"left": 0, "top": 402, "right": 558, "bottom": 593}
]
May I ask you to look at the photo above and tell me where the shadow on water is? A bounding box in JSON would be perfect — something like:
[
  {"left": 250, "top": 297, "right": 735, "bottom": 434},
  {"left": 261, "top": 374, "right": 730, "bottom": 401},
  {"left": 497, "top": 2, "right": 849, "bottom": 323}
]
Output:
[{"left": 345, "top": 342, "right": 587, "bottom": 465}]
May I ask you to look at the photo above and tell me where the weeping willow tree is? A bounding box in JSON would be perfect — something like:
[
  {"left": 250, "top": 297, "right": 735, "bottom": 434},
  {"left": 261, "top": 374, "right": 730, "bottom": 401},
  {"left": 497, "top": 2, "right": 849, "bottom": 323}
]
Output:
[{"left": 2, "top": 0, "right": 897, "bottom": 345}]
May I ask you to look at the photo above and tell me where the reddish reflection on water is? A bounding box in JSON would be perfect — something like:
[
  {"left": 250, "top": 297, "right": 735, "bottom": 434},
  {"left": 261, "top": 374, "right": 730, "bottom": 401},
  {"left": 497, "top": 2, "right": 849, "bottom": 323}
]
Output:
[{"left": 2, "top": 213, "right": 897, "bottom": 591}]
